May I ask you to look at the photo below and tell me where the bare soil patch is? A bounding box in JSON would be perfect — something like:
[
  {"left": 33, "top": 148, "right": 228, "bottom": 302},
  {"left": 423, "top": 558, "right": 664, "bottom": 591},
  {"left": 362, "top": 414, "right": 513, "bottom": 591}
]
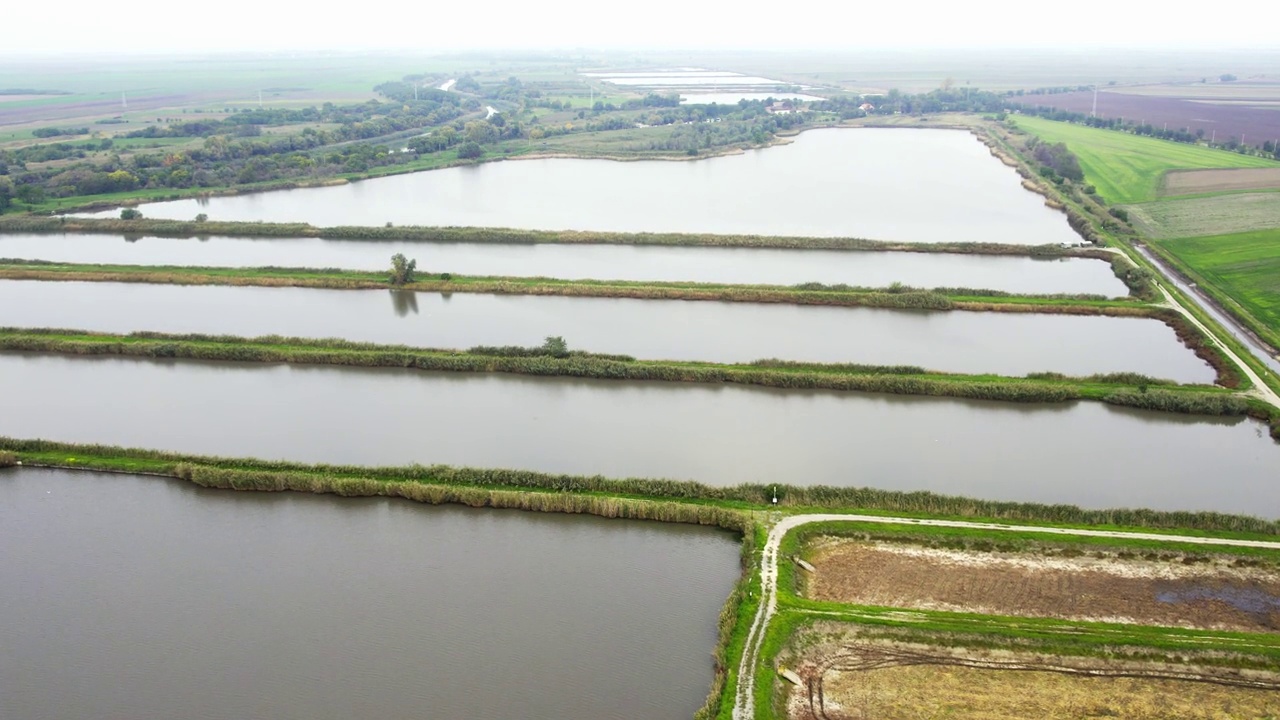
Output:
[
  {"left": 788, "top": 638, "right": 1280, "bottom": 720},
  {"left": 1164, "top": 167, "right": 1280, "bottom": 195},
  {"left": 805, "top": 539, "right": 1280, "bottom": 631}
]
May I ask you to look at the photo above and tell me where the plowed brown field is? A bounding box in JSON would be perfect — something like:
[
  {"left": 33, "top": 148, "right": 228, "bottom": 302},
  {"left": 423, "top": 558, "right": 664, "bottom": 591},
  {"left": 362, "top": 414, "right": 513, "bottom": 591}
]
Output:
[{"left": 805, "top": 539, "right": 1280, "bottom": 631}]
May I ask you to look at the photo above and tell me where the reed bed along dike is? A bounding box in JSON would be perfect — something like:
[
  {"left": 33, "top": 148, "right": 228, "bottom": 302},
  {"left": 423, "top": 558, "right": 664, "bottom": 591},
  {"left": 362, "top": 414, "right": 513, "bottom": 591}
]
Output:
[
  {"left": 0, "top": 215, "right": 1089, "bottom": 257},
  {"left": 1102, "top": 390, "right": 1249, "bottom": 416},
  {"left": 0, "top": 328, "right": 1094, "bottom": 404},
  {"left": 6, "top": 438, "right": 1279, "bottom": 535}
]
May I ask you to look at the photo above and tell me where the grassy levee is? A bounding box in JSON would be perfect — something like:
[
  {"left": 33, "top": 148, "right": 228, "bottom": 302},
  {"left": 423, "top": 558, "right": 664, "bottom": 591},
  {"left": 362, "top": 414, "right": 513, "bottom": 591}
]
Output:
[
  {"left": 5, "top": 438, "right": 1280, "bottom": 536},
  {"left": 1010, "top": 116, "right": 1278, "bottom": 205},
  {"left": 0, "top": 259, "right": 1248, "bottom": 388},
  {"left": 1152, "top": 230, "right": 1280, "bottom": 352},
  {"left": 0, "top": 215, "right": 1102, "bottom": 257},
  {"left": 701, "top": 524, "right": 765, "bottom": 720},
  {"left": 783, "top": 520, "right": 1280, "bottom": 574},
  {"left": 0, "top": 328, "right": 1263, "bottom": 418},
  {"left": 0, "top": 260, "right": 1135, "bottom": 310},
  {"left": 986, "top": 119, "right": 1278, "bottom": 400}
]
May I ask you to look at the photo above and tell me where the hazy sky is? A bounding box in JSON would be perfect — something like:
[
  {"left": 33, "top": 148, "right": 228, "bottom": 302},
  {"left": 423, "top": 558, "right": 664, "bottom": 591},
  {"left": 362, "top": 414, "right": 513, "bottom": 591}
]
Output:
[{"left": 3, "top": 0, "right": 1276, "bottom": 55}]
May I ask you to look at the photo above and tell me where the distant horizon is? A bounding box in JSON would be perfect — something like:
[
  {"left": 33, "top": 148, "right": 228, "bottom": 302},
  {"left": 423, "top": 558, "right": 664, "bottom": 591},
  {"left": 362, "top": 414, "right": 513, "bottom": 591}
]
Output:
[
  {"left": 3, "top": 45, "right": 1280, "bottom": 61},
  {"left": 3, "top": 0, "right": 1277, "bottom": 58}
]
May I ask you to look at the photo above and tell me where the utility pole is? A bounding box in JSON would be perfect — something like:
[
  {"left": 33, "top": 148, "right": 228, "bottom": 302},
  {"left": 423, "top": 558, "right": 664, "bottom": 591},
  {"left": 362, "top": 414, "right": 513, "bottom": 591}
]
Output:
[
  {"left": 1091, "top": 85, "right": 1098, "bottom": 117},
  {"left": 121, "top": 92, "right": 127, "bottom": 109},
  {"left": 258, "top": 90, "right": 263, "bottom": 108}
]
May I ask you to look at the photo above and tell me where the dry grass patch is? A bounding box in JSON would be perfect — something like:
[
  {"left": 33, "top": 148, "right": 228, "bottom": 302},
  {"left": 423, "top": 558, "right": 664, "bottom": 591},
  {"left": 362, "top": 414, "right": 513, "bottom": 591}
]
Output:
[
  {"left": 1126, "top": 193, "right": 1280, "bottom": 239},
  {"left": 1163, "top": 168, "right": 1280, "bottom": 196},
  {"left": 791, "top": 648, "right": 1280, "bottom": 720},
  {"left": 805, "top": 538, "right": 1280, "bottom": 632}
]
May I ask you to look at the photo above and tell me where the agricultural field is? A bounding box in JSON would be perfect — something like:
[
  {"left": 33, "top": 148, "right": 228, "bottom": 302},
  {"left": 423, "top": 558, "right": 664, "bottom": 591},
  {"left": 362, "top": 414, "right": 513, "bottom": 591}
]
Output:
[
  {"left": 1127, "top": 192, "right": 1280, "bottom": 238},
  {"left": 1011, "top": 115, "right": 1277, "bottom": 204},
  {"left": 1158, "top": 228, "right": 1280, "bottom": 339},
  {"left": 1163, "top": 167, "right": 1280, "bottom": 195},
  {"left": 802, "top": 537, "right": 1280, "bottom": 631},
  {"left": 787, "top": 632, "right": 1280, "bottom": 720},
  {"left": 1015, "top": 87, "right": 1280, "bottom": 149}
]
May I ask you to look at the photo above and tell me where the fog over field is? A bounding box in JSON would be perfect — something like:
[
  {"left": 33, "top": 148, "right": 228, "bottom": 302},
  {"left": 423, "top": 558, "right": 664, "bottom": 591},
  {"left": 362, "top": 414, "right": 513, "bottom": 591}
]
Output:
[{"left": 2, "top": 0, "right": 1277, "bottom": 55}]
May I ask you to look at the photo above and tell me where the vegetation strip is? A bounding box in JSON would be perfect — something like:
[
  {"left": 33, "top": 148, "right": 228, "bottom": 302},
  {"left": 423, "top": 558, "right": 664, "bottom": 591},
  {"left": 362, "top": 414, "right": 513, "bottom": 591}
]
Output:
[
  {"left": 3, "top": 439, "right": 1278, "bottom": 535},
  {"left": 0, "top": 258, "right": 1141, "bottom": 310},
  {"left": 0, "top": 215, "right": 1106, "bottom": 257},
  {"left": 1, "top": 329, "right": 1268, "bottom": 428},
  {"left": 6, "top": 443, "right": 1280, "bottom": 720}
]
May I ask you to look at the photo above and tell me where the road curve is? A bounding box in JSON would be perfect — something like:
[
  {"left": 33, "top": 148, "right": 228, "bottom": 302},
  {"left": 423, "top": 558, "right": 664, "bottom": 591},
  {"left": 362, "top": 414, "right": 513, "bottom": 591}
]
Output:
[
  {"left": 1153, "top": 281, "right": 1280, "bottom": 408},
  {"left": 730, "top": 513, "right": 1280, "bottom": 720}
]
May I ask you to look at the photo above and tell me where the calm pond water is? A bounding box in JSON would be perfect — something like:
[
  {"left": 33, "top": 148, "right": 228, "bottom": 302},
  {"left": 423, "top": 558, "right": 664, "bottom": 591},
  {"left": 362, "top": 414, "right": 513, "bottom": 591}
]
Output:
[
  {"left": 80, "top": 129, "right": 1083, "bottom": 245},
  {"left": 0, "top": 468, "right": 738, "bottom": 720},
  {"left": 0, "top": 280, "right": 1212, "bottom": 380},
  {"left": 0, "top": 355, "right": 1273, "bottom": 516},
  {"left": 0, "top": 233, "right": 1127, "bottom": 296}
]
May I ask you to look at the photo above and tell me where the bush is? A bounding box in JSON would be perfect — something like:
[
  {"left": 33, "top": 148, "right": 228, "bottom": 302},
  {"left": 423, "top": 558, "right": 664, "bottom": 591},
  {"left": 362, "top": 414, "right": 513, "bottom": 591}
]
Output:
[
  {"left": 540, "top": 336, "right": 569, "bottom": 357},
  {"left": 0, "top": 451, "right": 15, "bottom": 467},
  {"left": 120, "top": 208, "right": 143, "bottom": 220},
  {"left": 194, "top": 213, "right": 208, "bottom": 223},
  {"left": 456, "top": 141, "right": 484, "bottom": 159}
]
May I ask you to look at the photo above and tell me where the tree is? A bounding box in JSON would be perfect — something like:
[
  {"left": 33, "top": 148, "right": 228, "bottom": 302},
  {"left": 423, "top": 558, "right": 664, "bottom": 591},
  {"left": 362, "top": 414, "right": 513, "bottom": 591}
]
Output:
[
  {"left": 195, "top": 213, "right": 208, "bottom": 222},
  {"left": 540, "top": 336, "right": 569, "bottom": 357},
  {"left": 456, "top": 141, "right": 484, "bottom": 159},
  {"left": 389, "top": 253, "right": 417, "bottom": 285},
  {"left": 120, "top": 208, "right": 143, "bottom": 220}
]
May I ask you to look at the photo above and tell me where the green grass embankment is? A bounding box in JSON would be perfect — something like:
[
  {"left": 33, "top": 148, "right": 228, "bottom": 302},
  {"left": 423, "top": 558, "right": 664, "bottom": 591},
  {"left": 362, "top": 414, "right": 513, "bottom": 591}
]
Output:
[
  {"left": 0, "top": 258, "right": 1245, "bottom": 389},
  {"left": 5, "top": 438, "right": 1280, "bottom": 537},
  {"left": 0, "top": 215, "right": 1106, "bottom": 257},
  {"left": 0, "top": 328, "right": 1257, "bottom": 416},
  {"left": 0, "top": 259, "right": 1138, "bottom": 310}
]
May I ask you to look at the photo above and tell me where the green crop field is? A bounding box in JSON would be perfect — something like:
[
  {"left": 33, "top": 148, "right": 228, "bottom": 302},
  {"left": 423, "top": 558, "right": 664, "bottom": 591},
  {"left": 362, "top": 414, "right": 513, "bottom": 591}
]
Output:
[
  {"left": 1126, "top": 192, "right": 1280, "bottom": 239},
  {"left": 1012, "top": 116, "right": 1277, "bottom": 204},
  {"left": 1158, "top": 228, "right": 1280, "bottom": 340}
]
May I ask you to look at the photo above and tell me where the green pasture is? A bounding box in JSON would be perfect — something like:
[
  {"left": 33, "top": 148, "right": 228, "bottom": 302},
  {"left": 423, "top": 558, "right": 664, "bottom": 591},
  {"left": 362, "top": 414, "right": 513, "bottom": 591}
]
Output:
[
  {"left": 1013, "top": 116, "right": 1276, "bottom": 204},
  {"left": 1158, "top": 228, "right": 1280, "bottom": 342}
]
